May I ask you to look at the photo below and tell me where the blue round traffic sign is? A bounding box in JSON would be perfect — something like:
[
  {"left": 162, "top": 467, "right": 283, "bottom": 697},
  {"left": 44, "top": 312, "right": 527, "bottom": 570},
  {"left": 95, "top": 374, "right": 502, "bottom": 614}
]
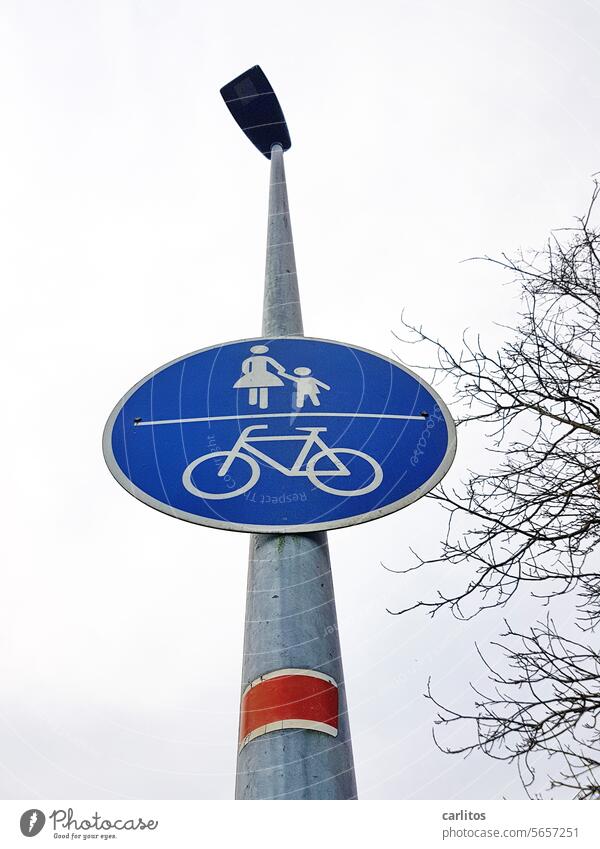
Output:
[{"left": 103, "top": 337, "right": 456, "bottom": 533}]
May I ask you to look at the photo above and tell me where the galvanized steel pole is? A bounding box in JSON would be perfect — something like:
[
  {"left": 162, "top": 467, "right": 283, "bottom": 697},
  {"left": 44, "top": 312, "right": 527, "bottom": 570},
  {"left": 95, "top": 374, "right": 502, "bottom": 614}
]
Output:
[{"left": 234, "top": 144, "right": 357, "bottom": 799}]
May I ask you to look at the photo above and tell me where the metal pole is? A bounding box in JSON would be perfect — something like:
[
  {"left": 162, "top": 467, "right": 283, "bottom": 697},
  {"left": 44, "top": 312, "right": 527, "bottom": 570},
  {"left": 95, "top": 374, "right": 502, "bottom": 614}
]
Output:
[{"left": 234, "top": 145, "right": 357, "bottom": 799}]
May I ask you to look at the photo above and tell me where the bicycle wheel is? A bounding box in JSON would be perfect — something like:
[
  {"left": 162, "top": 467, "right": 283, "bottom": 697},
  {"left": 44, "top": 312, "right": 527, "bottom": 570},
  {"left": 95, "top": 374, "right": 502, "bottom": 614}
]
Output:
[
  {"left": 306, "top": 449, "right": 383, "bottom": 497},
  {"left": 182, "top": 451, "right": 260, "bottom": 500}
]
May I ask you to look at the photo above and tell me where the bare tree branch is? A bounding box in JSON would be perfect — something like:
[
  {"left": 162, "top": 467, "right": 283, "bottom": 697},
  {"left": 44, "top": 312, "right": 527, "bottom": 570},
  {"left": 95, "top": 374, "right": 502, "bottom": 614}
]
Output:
[{"left": 389, "top": 182, "right": 600, "bottom": 623}]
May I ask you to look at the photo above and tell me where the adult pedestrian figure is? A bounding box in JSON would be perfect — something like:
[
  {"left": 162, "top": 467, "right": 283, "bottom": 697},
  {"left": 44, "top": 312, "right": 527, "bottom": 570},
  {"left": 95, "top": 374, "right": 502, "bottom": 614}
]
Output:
[{"left": 233, "top": 345, "right": 286, "bottom": 409}]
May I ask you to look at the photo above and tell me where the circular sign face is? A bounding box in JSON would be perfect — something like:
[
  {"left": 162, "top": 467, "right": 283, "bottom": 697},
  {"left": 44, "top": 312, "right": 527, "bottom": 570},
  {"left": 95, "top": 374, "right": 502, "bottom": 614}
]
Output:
[{"left": 103, "top": 337, "right": 456, "bottom": 533}]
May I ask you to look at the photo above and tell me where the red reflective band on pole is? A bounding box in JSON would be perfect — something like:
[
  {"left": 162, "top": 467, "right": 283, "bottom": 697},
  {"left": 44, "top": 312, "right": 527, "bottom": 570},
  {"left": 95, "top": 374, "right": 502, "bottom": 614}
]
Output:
[{"left": 238, "top": 668, "right": 338, "bottom": 752}]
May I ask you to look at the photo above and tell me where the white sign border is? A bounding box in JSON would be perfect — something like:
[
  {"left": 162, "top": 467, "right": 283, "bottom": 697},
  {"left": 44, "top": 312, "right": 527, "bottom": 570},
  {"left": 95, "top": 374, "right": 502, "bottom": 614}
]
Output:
[{"left": 102, "top": 336, "right": 457, "bottom": 534}]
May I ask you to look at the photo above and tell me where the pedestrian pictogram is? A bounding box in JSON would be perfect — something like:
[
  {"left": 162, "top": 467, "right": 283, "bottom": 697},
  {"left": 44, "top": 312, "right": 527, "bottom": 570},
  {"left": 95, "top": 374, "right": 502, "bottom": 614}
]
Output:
[{"left": 232, "top": 344, "right": 330, "bottom": 408}]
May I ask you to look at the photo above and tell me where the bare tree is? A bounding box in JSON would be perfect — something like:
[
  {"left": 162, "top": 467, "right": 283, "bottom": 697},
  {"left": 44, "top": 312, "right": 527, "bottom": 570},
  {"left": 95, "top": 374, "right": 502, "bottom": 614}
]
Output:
[
  {"left": 388, "top": 182, "right": 600, "bottom": 621},
  {"left": 388, "top": 182, "right": 600, "bottom": 797}
]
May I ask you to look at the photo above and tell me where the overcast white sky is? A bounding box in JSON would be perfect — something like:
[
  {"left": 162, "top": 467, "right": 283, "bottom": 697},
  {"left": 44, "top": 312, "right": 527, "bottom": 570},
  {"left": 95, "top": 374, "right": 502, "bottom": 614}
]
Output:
[{"left": 1, "top": 0, "right": 599, "bottom": 800}]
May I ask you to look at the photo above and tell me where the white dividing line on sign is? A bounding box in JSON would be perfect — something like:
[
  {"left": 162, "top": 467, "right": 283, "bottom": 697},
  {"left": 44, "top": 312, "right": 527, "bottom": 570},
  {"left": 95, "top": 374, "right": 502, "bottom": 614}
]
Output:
[{"left": 134, "top": 412, "right": 428, "bottom": 427}]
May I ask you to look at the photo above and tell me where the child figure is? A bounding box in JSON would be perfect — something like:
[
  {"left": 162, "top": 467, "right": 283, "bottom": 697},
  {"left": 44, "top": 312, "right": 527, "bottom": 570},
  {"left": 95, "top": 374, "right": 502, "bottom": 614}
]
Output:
[{"left": 288, "top": 367, "right": 330, "bottom": 408}]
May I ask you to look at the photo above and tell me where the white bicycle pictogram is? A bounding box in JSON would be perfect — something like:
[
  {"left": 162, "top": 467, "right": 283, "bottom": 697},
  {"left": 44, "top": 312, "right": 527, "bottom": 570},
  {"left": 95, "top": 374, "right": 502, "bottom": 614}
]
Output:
[{"left": 182, "top": 424, "right": 383, "bottom": 500}]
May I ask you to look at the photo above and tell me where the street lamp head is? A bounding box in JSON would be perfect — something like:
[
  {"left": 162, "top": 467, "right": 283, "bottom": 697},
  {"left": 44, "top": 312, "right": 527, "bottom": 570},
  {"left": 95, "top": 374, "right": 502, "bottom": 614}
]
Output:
[{"left": 220, "top": 65, "right": 291, "bottom": 159}]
